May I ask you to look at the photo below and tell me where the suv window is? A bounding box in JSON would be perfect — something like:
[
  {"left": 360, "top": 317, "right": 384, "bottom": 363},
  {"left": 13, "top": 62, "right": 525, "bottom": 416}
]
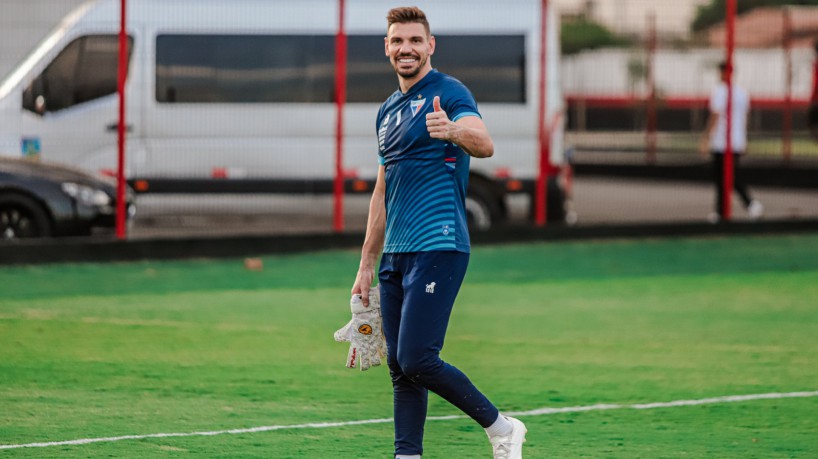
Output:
[
  {"left": 156, "top": 34, "right": 525, "bottom": 104},
  {"left": 23, "top": 35, "right": 133, "bottom": 114}
]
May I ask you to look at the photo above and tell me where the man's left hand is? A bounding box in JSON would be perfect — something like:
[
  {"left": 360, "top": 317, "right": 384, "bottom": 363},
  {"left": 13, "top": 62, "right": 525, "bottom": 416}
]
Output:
[{"left": 426, "top": 96, "right": 456, "bottom": 141}]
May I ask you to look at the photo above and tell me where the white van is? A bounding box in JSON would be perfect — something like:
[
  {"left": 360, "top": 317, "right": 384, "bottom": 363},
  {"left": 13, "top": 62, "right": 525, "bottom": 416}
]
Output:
[{"left": 0, "top": 0, "right": 565, "bottom": 228}]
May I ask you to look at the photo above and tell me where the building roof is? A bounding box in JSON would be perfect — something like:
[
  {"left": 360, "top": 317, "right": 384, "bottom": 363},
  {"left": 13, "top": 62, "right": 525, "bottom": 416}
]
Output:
[{"left": 707, "top": 6, "right": 818, "bottom": 49}]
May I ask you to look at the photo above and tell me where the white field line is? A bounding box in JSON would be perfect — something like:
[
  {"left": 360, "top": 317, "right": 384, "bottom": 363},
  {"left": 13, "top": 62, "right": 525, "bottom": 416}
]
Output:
[{"left": 1, "top": 390, "right": 817, "bottom": 450}]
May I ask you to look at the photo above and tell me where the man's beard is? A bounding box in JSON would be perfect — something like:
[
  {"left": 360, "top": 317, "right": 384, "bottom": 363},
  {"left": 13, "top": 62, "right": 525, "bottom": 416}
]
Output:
[{"left": 393, "top": 55, "right": 426, "bottom": 79}]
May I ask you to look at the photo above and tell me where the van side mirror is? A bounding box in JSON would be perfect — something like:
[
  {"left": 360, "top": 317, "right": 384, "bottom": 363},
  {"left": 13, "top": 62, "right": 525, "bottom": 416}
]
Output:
[{"left": 22, "top": 77, "right": 47, "bottom": 116}]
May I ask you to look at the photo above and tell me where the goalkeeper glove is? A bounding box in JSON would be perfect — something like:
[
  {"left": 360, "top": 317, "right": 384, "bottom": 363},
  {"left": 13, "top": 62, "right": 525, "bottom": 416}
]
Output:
[{"left": 334, "top": 287, "right": 387, "bottom": 371}]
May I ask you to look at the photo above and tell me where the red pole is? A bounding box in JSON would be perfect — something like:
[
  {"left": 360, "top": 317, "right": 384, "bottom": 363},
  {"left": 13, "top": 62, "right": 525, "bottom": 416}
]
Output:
[
  {"left": 116, "top": 0, "right": 127, "bottom": 239},
  {"left": 645, "top": 12, "right": 657, "bottom": 164},
  {"left": 783, "top": 8, "right": 793, "bottom": 163},
  {"left": 723, "top": 0, "right": 736, "bottom": 221},
  {"left": 535, "top": 0, "right": 550, "bottom": 226},
  {"left": 333, "top": 0, "right": 347, "bottom": 232}
]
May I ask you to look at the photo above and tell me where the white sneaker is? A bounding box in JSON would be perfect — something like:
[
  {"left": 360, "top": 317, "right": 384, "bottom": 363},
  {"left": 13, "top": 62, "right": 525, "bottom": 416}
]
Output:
[
  {"left": 488, "top": 416, "right": 527, "bottom": 459},
  {"left": 748, "top": 200, "right": 764, "bottom": 220}
]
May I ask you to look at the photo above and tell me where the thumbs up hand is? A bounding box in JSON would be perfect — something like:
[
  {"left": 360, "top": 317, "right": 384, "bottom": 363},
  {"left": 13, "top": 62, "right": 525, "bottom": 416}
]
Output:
[{"left": 426, "top": 95, "right": 454, "bottom": 141}]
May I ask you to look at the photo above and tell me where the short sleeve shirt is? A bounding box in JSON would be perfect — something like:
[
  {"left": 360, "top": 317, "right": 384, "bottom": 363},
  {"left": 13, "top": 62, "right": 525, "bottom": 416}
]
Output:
[
  {"left": 709, "top": 82, "right": 750, "bottom": 153},
  {"left": 376, "top": 70, "right": 480, "bottom": 253}
]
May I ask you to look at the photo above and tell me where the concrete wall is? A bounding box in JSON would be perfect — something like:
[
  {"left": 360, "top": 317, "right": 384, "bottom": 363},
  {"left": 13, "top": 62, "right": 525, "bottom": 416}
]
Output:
[{"left": 563, "top": 47, "right": 814, "bottom": 100}]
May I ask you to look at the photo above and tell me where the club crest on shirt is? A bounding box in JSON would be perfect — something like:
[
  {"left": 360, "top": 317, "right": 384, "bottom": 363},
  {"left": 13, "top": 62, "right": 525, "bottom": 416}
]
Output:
[{"left": 411, "top": 98, "right": 426, "bottom": 117}]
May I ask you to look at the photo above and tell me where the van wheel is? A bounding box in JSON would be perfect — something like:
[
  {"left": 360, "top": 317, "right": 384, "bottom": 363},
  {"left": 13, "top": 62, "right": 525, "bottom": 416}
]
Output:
[
  {"left": 466, "top": 181, "right": 503, "bottom": 231},
  {"left": 0, "top": 193, "right": 52, "bottom": 239}
]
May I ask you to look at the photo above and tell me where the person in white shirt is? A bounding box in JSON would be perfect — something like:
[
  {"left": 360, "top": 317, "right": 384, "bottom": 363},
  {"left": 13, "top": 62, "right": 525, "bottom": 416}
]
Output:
[{"left": 699, "top": 61, "right": 763, "bottom": 223}]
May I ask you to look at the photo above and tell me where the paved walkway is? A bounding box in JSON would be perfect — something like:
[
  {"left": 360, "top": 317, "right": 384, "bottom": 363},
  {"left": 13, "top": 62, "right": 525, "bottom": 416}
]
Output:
[{"left": 127, "top": 177, "right": 818, "bottom": 239}]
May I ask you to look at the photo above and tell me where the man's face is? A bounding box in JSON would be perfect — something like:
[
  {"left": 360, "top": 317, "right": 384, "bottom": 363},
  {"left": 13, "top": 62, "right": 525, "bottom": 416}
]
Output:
[{"left": 385, "top": 22, "right": 434, "bottom": 79}]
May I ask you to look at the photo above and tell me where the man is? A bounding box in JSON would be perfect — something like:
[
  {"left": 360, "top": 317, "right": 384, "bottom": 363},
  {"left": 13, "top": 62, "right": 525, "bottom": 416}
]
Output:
[
  {"left": 698, "top": 61, "right": 762, "bottom": 223},
  {"left": 350, "top": 6, "right": 527, "bottom": 459}
]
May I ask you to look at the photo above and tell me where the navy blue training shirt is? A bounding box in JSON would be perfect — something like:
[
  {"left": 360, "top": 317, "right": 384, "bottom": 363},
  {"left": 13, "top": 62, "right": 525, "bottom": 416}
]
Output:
[{"left": 376, "top": 69, "right": 481, "bottom": 253}]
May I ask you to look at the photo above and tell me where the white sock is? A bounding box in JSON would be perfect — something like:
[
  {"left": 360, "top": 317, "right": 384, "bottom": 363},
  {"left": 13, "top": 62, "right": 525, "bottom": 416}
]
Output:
[
  {"left": 396, "top": 456, "right": 421, "bottom": 459},
  {"left": 485, "top": 414, "right": 513, "bottom": 438}
]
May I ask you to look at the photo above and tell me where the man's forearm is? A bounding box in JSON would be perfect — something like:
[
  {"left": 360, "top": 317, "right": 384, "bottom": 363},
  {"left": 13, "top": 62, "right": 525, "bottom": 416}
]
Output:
[
  {"left": 449, "top": 124, "right": 494, "bottom": 158},
  {"left": 360, "top": 188, "right": 385, "bottom": 270},
  {"left": 352, "top": 167, "right": 386, "bottom": 301},
  {"left": 427, "top": 105, "right": 494, "bottom": 159}
]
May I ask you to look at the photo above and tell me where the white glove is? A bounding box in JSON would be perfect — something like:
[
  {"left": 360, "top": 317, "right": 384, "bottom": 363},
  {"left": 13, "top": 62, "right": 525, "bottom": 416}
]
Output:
[{"left": 334, "top": 287, "right": 387, "bottom": 371}]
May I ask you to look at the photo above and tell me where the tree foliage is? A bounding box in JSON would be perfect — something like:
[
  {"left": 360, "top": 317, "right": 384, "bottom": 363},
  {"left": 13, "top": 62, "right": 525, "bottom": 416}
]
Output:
[
  {"left": 692, "top": 0, "right": 818, "bottom": 32},
  {"left": 561, "top": 19, "right": 631, "bottom": 55}
]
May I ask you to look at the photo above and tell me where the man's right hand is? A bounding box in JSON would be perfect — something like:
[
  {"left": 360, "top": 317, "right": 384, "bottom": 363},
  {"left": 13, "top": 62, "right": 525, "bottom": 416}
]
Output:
[{"left": 352, "top": 267, "right": 376, "bottom": 307}]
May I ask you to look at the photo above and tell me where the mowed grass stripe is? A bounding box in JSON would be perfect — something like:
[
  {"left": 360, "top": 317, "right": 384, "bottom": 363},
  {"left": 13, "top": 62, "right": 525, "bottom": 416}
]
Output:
[
  {"left": 2, "top": 391, "right": 817, "bottom": 451},
  {"left": 1, "top": 233, "right": 817, "bottom": 299}
]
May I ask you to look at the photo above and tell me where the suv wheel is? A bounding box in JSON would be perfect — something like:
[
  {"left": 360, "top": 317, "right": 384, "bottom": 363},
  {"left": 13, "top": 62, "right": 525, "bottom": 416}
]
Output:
[{"left": 0, "top": 194, "right": 52, "bottom": 239}]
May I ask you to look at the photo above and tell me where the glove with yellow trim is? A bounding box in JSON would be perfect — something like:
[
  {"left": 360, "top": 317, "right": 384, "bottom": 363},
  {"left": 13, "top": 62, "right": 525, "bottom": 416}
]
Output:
[{"left": 333, "top": 287, "right": 386, "bottom": 371}]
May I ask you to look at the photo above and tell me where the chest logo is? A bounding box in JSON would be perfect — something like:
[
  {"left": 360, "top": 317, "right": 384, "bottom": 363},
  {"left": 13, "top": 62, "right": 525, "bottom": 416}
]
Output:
[{"left": 411, "top": 98, "right": 426, "bottom": 117}]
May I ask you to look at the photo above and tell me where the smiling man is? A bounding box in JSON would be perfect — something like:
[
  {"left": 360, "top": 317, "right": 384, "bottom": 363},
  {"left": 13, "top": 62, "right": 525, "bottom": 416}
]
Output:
[{"left": 350, "top": 6, "right": 527, "bottom": 459}]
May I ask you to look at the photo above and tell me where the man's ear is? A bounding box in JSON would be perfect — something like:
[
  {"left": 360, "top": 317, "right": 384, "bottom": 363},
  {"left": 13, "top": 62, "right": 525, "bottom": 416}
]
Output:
[
  {"left": 384, "top": 36, "right": 389, "bottom": 57},
  {"left": 428, "top": 35, "right": 435, "bottom": 56}
]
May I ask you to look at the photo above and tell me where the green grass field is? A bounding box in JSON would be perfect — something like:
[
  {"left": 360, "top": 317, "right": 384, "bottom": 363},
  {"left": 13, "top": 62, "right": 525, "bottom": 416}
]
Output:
[{"left": 2, "top": 233, "right": 818, "bottom": 458}]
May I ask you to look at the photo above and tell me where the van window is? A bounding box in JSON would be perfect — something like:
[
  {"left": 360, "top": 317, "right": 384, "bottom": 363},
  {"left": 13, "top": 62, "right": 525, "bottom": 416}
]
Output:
[
  {"left": 23, "top": 35, "right": 133, "bottom": 114},
  {"left": 155, "top": 34, "right": 525, "bottom": 104},
  {"left": 347, "top": 35, "right": 526, "bottom": 104},
  {"left": 156, "top": 35, "right": 335, "bottom": 103},
  {"left": 434, "top": 35, "right": 526, "bottom": 104}
]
